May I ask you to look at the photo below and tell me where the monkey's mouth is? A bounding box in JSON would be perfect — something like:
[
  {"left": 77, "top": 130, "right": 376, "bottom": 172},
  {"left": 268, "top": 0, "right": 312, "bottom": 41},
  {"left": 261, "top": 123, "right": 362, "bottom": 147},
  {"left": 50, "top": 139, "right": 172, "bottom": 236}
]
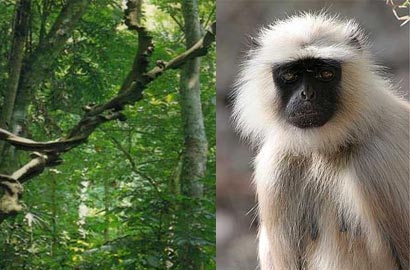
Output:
[{"left": 287, "top": 110, "right": 330, "bottom": 129}]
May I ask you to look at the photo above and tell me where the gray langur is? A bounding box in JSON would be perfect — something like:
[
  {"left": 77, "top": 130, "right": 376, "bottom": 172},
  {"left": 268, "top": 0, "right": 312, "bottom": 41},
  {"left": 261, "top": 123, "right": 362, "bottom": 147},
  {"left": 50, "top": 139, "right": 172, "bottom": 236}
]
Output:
[{"left": 232, "top": 13, "right": 409, "bottom": 270}]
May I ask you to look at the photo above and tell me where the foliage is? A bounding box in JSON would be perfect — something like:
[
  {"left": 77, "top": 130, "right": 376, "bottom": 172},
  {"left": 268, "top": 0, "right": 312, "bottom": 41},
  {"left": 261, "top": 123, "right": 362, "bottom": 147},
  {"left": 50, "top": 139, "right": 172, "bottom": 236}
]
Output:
[{"left": 0, "top": 0, "right": 215, "bottom": 269}]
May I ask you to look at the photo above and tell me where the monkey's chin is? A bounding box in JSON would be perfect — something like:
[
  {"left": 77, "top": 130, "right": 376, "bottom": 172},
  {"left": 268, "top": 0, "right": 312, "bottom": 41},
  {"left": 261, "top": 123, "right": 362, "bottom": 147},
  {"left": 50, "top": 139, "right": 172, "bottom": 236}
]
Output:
[{"left": 287, "top": 112, "right": 330, "bottom": 129}]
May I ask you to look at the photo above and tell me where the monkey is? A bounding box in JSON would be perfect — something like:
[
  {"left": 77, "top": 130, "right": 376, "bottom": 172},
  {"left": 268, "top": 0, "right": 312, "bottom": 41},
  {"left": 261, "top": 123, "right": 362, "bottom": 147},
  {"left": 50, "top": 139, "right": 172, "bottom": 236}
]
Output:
[{"left": 232, "top": 13, "right": 409, "bottom": 270}]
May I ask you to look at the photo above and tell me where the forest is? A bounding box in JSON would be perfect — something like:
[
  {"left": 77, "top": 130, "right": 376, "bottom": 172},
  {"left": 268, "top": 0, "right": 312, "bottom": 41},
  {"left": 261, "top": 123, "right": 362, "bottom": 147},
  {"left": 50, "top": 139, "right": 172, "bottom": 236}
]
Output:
[{"left": 0, "top": 0, "right": 215, "bottom": 269}]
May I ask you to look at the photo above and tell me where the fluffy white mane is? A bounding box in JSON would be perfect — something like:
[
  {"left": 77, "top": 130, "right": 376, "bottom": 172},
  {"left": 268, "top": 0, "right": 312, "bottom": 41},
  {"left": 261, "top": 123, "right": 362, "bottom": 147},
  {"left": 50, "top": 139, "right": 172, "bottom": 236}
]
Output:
[{"left": 232, "top": 13, "right": 399, "bottom": 155}]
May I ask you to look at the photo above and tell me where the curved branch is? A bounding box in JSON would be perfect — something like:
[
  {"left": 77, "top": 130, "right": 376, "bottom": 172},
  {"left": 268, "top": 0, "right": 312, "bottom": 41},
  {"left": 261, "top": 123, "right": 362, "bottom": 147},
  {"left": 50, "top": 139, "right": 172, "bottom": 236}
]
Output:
[
  {"left": 0, "top": 19, "right": 216, "bottom": 220},
  {"left": 145, "top": 21, "right": 216, "bottom": 80},
  {"left": 0, "top": 128, "right": 86, "bottom": 152}
]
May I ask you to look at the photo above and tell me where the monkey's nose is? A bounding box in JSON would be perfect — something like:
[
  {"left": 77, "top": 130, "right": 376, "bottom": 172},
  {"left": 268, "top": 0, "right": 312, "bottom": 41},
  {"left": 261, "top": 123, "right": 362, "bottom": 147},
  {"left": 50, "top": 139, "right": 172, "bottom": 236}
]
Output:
[{"left": 301, "top": 89, "right": 315, "bottom": 100}]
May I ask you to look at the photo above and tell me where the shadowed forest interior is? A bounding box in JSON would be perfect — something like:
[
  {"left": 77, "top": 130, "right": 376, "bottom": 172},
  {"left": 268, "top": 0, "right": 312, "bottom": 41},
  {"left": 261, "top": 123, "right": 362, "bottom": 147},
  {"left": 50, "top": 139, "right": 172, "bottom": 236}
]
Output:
[{"left": 0, "top": 0, "right": 215, "bottom": 269}]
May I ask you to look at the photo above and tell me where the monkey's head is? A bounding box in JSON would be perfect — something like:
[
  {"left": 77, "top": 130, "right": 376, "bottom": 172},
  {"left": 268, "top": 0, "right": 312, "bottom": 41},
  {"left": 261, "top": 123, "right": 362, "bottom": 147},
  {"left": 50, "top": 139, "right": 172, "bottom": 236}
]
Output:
[{"left": 233, "top": 13, "right": 389, "bottom": 153}]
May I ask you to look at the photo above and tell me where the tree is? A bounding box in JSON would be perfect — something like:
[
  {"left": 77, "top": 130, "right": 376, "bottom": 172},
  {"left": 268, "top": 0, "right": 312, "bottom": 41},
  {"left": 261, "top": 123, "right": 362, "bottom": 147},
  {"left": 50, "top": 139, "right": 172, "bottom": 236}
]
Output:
[
  {"left": 0, "top": 0, "right": 215, "bottom": 269},
  {"left": 176, "top": 0, "right": 209, "bottom": 269}
]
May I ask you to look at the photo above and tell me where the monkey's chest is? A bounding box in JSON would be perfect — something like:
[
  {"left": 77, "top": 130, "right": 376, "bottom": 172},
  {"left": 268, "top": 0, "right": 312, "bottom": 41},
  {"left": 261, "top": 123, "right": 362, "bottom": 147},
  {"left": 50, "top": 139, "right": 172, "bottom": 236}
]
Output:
[
  {"left": 272, "top": 169, "right": 396, "bottom": 270},
  {"left": 277, "top": 176, "right": 354, "bottom": 242}
]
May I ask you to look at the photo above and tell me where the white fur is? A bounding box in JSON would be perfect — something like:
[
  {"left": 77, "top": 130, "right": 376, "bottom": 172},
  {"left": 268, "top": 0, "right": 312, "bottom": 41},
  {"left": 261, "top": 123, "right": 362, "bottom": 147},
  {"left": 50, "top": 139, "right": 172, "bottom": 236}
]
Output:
[
  {"left": 233, "top": 13, "right": 409, "bottom": 270},
  {"left": 233, "top": 13, "right": 381, "bottom": 154}
]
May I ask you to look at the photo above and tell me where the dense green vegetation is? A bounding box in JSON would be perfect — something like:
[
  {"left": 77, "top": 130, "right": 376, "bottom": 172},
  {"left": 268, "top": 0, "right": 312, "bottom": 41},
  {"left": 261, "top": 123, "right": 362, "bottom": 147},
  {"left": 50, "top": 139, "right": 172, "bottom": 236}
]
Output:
[{"left": 0, "top": 0, "right": 215, "bottom": 269}]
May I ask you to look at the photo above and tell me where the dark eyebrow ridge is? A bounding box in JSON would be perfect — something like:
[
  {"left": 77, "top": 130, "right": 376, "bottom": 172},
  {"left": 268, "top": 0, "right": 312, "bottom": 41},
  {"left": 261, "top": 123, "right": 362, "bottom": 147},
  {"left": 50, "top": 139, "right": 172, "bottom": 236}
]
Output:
[
  {"left": 272, "top": 58, "right": 341, "bottom": 70},
  {"left": 317, "top": 58, "right": 342, "bottom": 68}
]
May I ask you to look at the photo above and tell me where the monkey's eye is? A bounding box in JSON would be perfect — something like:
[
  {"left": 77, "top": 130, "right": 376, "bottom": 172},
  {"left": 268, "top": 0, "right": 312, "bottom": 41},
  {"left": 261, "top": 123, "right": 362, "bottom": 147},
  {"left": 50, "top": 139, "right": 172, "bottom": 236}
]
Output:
[
  {"left": 281, "top": 72, "right": 298, "bottom": 83},
  {"left": 318, "top": 70, "right": 334, "bottom": 81}
]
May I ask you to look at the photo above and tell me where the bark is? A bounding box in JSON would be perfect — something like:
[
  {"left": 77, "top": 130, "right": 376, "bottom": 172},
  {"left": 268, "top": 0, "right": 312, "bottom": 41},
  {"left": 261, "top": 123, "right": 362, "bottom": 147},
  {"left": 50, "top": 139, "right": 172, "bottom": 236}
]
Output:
[
  {"left": 0, "top": 0, "right": 31, "bottom": 161},
  {"left": 180, "top": 0, "right": 207, "bottom": 201},
  {"left": 178, "top": 0, "right": 208, "bottom": 269}
]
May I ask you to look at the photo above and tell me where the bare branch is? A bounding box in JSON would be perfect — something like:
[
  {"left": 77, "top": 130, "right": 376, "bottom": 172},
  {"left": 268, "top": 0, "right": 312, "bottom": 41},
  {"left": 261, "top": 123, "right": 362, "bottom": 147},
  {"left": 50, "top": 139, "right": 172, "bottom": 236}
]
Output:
[
  {"left": 386, "top": 0, "right": 410, "bottom": 26},
  {"left": 0, "top": 174, "right": 23, "bottom": 218},
  {"left": 0, "top": 128, "right": 86, "bottom": 152},
  {"left": 145, "top": 21, "right": 216, "bottom": 80},
  {"left": 0, "top": 19, "right": 216, "bottom": 220}
]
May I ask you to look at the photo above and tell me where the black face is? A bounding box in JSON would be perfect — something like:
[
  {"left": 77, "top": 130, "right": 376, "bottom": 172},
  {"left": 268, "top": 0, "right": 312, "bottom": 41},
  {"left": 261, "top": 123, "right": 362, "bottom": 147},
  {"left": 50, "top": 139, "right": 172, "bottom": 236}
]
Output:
[{"left": 273, "top": 58, "right": 342, "bottom": 129}]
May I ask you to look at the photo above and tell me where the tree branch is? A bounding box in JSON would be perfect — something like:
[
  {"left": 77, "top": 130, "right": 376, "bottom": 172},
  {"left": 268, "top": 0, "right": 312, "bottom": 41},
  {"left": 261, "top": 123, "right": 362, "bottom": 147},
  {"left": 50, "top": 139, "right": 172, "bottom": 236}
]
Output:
[
  {"left": 11, "top": 0, "right": 92, "bottom": 139},
  {"left": 0, "top": 20, "right": 216, "bottom": 220},
  {"left": 0, "top": 0, "right": 31, "bottom": 154},
  {"left": 145, "top": 21, "right": 216, "bottom": 80}
]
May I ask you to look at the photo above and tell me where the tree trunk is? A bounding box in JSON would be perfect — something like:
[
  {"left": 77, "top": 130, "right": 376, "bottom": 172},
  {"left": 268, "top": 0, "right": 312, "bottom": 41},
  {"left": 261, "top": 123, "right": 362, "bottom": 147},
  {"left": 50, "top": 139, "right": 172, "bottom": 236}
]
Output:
[
  {"left": 11, "top": 0, "right": 91, "bottom": 139},
  {"left": 0, "top": 0, "right": 31, "bottom": 165},
  {"left": 178, "top": 0, "right": 208, "bottom": 268},
  {"left": 180, "top": 0, "right": 207, "bottom": 200}
]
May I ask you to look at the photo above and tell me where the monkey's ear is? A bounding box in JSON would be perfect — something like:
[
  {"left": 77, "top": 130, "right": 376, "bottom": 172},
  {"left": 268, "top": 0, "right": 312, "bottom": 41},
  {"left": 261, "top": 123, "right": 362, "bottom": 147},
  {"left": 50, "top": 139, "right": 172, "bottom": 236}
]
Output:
[
  {"left": 344, "top": 18, "right": 365, "bottom": 50},
  {"left": 347, "top": 23, "right": 366, "bottom": 51},
  {"left": 247, "top": 35, "right": 261, "bottom": 49},
  {"left": 349, "top": 35, "right": 362, "bottom": 50}
]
